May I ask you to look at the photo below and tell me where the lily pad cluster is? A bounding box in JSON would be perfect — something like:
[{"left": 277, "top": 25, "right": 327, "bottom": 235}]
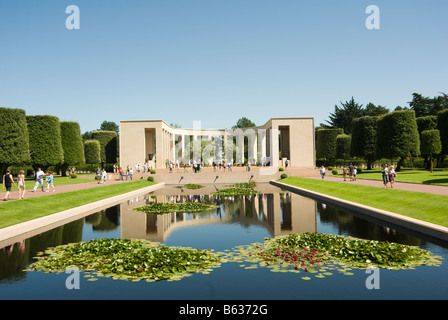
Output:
[
  {"left": 134, "top": 202, "right": 217, "bottom": 215},
  {"left": 212, "top": 182, "right": 259, "bottom": 196},
  {"left": 224, "top": 233, "right": 443, "bottom": 280},
  {"left": 175, "top": 184, "right": 205, "bottom": 190},
  {"left": 26, "top": 238, "right": 221, "bottom": 282}
]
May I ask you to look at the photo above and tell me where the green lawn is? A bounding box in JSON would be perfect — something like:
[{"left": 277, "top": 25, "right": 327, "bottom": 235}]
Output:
[
  {"left": 279, "top": 177, "right": 448, "bottom": 228},
  {"left": 0, "top": 180, "right": 157, "bottom": 229},
  {"left": 340, "top": 168, "right": 448, "bottom": 186}
]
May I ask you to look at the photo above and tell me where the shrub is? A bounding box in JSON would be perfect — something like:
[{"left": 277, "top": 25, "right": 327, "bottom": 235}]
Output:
[
  {"left": 316, "top": 128, "right": 344, "bottom": 163},
  {"left": 84, "top": 140, "right": 101, "bottom": 164},
  {"left": 150, "top": 169, "right": 156, "bottom": 174},
  {"left": 147, "top": 176, "right": 154, "bottom": 182},
  {"left": 350, "top": 116, "right": 378, "bottom": 169},
  {"left": 26, "top": 115, "right": 64, "bottom": 170},
  {"left": 332, "top": 170, "right": 338, "bottom": 175},
  {"left": 279, "top": 167, "right": 284, "bottom": 171},
  {"left": 280, "top": 173, "right": 288, "bottom": 179},
  {"left": 438, "top": 109, "right": 448, "bottom": 155},
  {"left": 91, "top": 131, "right": 117, "bottom": 165},
  {"left": 60, "top": 121, "right": 85, "bottom": 176},
  {"left": 0, "top": 107, "right": 30, "bottom": 175},
  {"left": 70, "top": 173, "right": 77, "bottom": 179},
  {"left": 376, "top": 110, "right": 420, "bottom": 168}
]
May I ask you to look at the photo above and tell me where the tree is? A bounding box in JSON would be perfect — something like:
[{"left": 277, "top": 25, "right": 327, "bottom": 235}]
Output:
[
  {"left": 350, "top": 116, "right": 378, "bottom": 169},
  {"left": 84, "top": 140, "right": 101, "bottom": 164},
  {"left": 437, "top": 109, "right": 448, "bottom": 155},
  {"left": 0, "top": 108, "right": 30, "bottom": 175},
  {"left": 416, "top": 116, "right": 438, "bottom": 135},
  {"left": 376, "top": 110, "right": 420, "bottom": 171},
  {"left": 60, "top": 121, "right": 85, "bottom": 176},
  {"left": 99, "top": 120, "right": 119, "bottom": 134},
  {"left": 316, "top": 128, "right": 344, "bottom": 164},
  {"left": 91, "top": 131, "right": 117, "bottom": 167},
  {"left": 420, "top": 130, "right": 442, "bottom": 173},
  {"left": 26, "top": 115, "right": 64, "bottom": 171},
  {"left": 336, "top": 134, "right": 351, "bottom": 160},
  {"left": 409, "top": 92, "right": 448, "bottom": 117},
  {"left": 232, "top": 117, "right": 256, "bottom": 129},
  {"left": 326, "top": 97, "right": 366, "bottom": 134},
  {"left": 364, "top": 103, "right": 389, "bottom": 117}
]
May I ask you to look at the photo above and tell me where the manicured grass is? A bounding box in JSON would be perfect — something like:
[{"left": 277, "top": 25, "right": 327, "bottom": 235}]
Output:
[
  {"left": 279, "top": 177, "right": 448, "bottom": 228},
  {"left": 338, "top": 168, "right": 448, "bottom": 186},
  {"left": 5, "top": 175, "right": 96, "bottom": 193},
  {"left": 0, "top": 180, "right": 157, "bottom": 229}
]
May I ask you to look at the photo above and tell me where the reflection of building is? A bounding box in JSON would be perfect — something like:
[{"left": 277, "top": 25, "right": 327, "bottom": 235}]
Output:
[
  {"left": 120, "top": 186, "right": 317, "bottom": 241},
  {"left": 119, "top": 118, "right": 315, "bottom": 170}
]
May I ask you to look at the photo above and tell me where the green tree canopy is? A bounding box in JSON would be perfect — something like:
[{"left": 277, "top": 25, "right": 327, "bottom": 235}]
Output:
[
  {"left": 420, "top": 130, "right": 442, "bottom": 173},
  {"left": 350, "top": 116, "right": 378, "bottom": 169},
  {"left": 437, "top": 109, "right": 448, "bottom": 155},
  {"left": 0, "top": 107, "right": 30, "bottom": 175},
  {"left": 376, "top": 110, "right": 420, "bottom": 170},
  {"left": 409, "top": 92, "right": 448, "bottom": 117},
  {"left": 336, "top": 134, "right": 351, "bottom": 160},
  {"left": 60, "top": 121, "right": 85, "bottom": 175},
  {"left": 316, "top": 128, "right": 343, "bottom": 164},
  {"left": 91, "top": 131, "right": 117, "bottom": 166},
  {"left": 232, "top": 117, "right": 256, "bottom": 129},
  {"left": 26, "top": 115, "right": 64, "bottom": 171},
  {"left": 84, "top": 140, "right": 101, "bottom": 164}
]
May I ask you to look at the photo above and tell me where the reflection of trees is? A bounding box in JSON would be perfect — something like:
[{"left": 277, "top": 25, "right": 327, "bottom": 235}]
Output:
[
  {"left": 0, "top": 219, "right": 84, "bottom": 282},
  {"left": 316, "top": 203, "right": 422, "bottom": 246},
  {"left": 85, "top": 206, "right": 120, "bottom": 231}
]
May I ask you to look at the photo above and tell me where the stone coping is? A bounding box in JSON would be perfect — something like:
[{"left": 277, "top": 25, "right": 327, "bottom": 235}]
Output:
[
  {"left": 0, "top": 183, "right": 165, "bottom": 248},
  {"left": 271, "top": 180, "right": 448, "bottom": 242}
]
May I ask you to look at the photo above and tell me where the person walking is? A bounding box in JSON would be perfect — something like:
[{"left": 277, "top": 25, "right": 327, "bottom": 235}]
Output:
[
  {"left": 2, "top": 170, "right": 15, "bottom": 201},
  {"left": 33, "top": 168, "right": 45, "bottom": 192},
  {"left": 381, "top": 164, "right": 389, "bottom": 188},
  {"left": 101, "top": 169, "right": 108, "bottom": 183},
  {"left": 388, "top": 166, "right": 397, "bottom": 188},
  {"left": 320, "top": 166, "right": 326, "bottom": 179},
  {"left": 46, "top": 171, "right": 55, "bottom": 192},
  {"left": 17, "top": 170, "right": 26, "bottom": 199}
]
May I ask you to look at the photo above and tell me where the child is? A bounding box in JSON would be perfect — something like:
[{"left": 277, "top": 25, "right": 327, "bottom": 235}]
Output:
[
  {"left": 46, "top": 171, "right": 55, "bottom": 192},
  {"left": 17, "top": 170, "right": 26, "bottom": 199}
]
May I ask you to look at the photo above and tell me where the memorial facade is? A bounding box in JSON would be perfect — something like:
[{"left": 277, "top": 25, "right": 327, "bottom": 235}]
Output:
[{"left": 119, "top": 117, "right": 315, "bottom": 170}]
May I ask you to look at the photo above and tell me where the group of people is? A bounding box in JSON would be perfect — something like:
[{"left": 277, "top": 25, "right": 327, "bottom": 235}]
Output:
[
  {"left": 342, "top": 163, "right": 358, "bottom": 182},
  {"left": 2, "top": 168, "right": 55, "bottom": 201},
  {"left": 381, "top": 164, "right": 397, "bottom": 188}
]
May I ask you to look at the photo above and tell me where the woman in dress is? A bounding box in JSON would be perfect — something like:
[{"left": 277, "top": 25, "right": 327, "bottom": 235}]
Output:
[{"left": 17, "top": 170, "right": 26, "bottom": 199}]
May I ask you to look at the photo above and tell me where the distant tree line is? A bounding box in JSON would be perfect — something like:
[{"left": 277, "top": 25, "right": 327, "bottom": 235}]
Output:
[
  {"left": 0, "top": 107, "right": 118, "bottom": 176},
  {"left": 316, "top": 93, "right": 448, "bottom": 171}
]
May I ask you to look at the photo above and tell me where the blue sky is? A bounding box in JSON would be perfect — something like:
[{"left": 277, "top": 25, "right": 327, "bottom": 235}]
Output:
[{"left": 1, "top": 1, "right": 447, "bottom": 133}]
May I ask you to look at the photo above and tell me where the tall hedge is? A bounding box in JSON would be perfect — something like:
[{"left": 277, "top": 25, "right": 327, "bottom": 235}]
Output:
[
  {"left": 336, "top": 134, "right": 351, "bottom": 160},
  {"left": 26, "top": 115, "right": 64, "bottom": 170},
  {"left": 60, "top": 121, "right": 85, "bottom": 175},
  {"left": 376, "top": 110, "right": 420, "bottom": 169},
  {"left": 420, "top": 130, "right": 442, "bottom": 172},
  {"left": 84, "top": 140, "right": 101, "bottom": 164},
  {"left": 350, "top": 116, "right": 378, "bottom": 169},
  {"left": 416, "top": 116, "right": 437, "bottom": 135},
  {"left": 0, "top": 108, "right": 30, "bottom": 175},
  {"left": 316, "top": 128, "right": 344, "bottom": 163},
  {"left": 437, "top": 109, "right": 448, "bottom": 155},
  {"left": 91, "top": 131, "right": 117, "bottom": 165}
]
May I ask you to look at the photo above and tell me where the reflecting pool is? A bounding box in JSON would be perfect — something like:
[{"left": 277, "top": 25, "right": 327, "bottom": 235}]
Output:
[{"left": 1, "top": 183, "right": 447, "bottom": 300}]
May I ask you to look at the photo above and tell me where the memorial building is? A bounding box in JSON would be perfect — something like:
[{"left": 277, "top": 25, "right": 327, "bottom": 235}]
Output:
[{"left": 119, "top": 118, "right": 315, "bottom": 170}]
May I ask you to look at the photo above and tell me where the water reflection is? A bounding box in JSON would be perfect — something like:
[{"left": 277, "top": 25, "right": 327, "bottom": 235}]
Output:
[{"left": 120, "top": 190, "right": 316, "bottom": 241}]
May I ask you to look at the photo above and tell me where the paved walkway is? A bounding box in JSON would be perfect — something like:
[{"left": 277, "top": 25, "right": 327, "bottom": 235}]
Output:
[{"left": 306, "top": 175, "right": 448, "bottom": 196}]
